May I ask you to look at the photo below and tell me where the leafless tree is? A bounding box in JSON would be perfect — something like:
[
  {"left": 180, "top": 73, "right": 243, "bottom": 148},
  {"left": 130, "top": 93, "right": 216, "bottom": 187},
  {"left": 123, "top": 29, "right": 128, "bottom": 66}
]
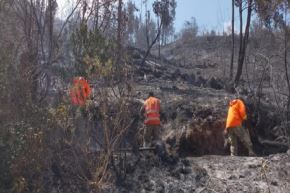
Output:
[
  {"left": 230, "top": 0, "right": 235, "bottom": 79},
  {"left": 234, "top": 0, "right": 253, "bottom": 86},
  {"left": 141, "top": 0, "right": 176, "bottom": 65}
]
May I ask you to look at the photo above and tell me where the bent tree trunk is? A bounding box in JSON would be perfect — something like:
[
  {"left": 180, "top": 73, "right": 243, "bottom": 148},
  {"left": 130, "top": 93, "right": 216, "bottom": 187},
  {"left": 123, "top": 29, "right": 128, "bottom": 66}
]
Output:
[{"left": 141, "top": 21, "right": 163, "bottom": 66}]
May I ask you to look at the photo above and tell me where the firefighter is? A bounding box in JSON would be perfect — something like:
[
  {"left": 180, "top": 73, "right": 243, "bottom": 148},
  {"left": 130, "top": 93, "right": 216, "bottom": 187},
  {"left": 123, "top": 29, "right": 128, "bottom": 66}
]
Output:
[
  {"left": 225, "top": 97, "right": 256, "bottom": 156},
  {"left": 140, "top": 92, "right": 161, "bottom": 147}
]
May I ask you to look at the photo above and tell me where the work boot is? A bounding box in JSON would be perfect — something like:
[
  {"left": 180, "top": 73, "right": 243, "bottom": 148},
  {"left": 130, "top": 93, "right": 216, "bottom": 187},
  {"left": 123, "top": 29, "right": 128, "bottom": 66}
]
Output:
[
  {"left": 230, "top": 152, "right": 237, "bottom": 157},
  {"left": 230, "top": 146, "right": 237, "bottom": 156}
]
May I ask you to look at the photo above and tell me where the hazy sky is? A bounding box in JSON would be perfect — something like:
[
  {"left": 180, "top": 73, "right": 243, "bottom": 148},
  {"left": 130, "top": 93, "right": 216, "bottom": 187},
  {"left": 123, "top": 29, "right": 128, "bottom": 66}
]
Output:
[
  {"left": 174, "top": 0, "right": 232, "bottom": 33},
  {"left": 56, "top": 0, "right": 234, "bottom": 33}
]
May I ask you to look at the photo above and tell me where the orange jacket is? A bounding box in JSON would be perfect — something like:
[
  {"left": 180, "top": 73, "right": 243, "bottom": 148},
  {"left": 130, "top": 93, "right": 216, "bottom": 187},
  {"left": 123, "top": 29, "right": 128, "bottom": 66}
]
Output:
[
  {"left": 70, "top": 86, "right": 85, "bottom": 106},
  {"left": 226, "top": 99, "right": 247, "bottom": 129},
  {"left": 70, "top": 77, "right": 91, "bottom": 106},
  {"left": 78, "top": 78, "right": 91, "bottom": 99},
  {"left": 144, "top": 97, "right": 161, "bottom": 125}
]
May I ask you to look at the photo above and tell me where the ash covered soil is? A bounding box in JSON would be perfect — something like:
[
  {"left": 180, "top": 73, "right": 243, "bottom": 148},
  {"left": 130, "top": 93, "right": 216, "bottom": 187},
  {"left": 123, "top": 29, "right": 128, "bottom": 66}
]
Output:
[
  {"left": 190, "top": 153, "right": 290, "bottom": 193},
  {"left": 103, "top": 49, "right": 290, "bottom": 193},
  {"left": 106, "top": 152, "right": 290, "bottom": 193}
]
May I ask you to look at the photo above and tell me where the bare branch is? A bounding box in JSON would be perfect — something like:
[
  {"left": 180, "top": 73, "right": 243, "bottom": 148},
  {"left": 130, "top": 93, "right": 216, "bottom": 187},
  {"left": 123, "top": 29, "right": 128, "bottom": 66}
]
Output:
[{"left": 57, "top": 0, "right": 82, "bottom": 40}]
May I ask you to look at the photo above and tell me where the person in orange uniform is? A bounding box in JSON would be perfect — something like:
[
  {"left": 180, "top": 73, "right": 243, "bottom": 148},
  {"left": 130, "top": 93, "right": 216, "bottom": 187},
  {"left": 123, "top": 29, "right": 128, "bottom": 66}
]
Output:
[
  {"left": 141, "top": 92, "right": 161, "bottom": 147},
  {"left": 70, "top": 77, "right": 91, "bottom": 106},
  {"left": 225, "top": 98, "right": 255, "bottom": 156}
]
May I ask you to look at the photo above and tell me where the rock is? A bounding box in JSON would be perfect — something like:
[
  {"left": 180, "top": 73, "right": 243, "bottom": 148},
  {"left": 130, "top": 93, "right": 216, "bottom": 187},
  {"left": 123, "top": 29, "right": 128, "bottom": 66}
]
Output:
[
  {"left": 155, "top": 141, "right": 167, "bottom": 156},
  {"left": 224, "top": 82, "right": 235, "bottom": 93},
  {"left": 206, "top": 77, "right": 223, "bottom": 90},
  {"left": 170, "top": 168, "right": 181, "bottom": 179},
  {"left": 165, "top": 130, "right": 177, "bottom": 147},
  {"left": 195, "top": 64, "right": 207, "bottom": 69},
  {"left": 187, "top": 73, "right": 195, "bottom": 84},
  {"left": 132, "top": 50, "right": 142, "bottom": 59},
  {"left": 248, "top": 164, "right": 261, "bottom": 169},
  {"left": 170, "top": 162, "right": 192, "bottom": 177},
  {"left": 155, "top": 181, "right": 165, "bottom": 193},
  {"left": 181, "top": 159, "right": 191, "bottom": 166},
  {"left": 172, "top": 85, "right": 178, "bottom": 90},
  {"left": 271, "top": 181, "right": 278, "bottom": 186},
  {"left": 287, "top": 149, "right": 290, "bottom": 155},
  {"left": 144, "top": 180, "right": 155, "bottom": 191},
  {"left": 239, "top": 174, "right": 245, "bottom": 179},
  {"left": 153, "top": 70, "right": 162, "bottom": 78},
  {"left": 195, "top": 75, "right": 206, "bottom": 87},
  {"left": 228, "top": 175, "right": 237, "bottom": 180},
  {"left": 172, "top": 69, "right": 181, "bottom": 79},
  {"left": 193, "top": 166, "right": 208, "bottom": 182},
  {"left": 235, "top": 85, "right": 249, "bottom": 95},
  {"left": 181, "top": 166, "right": 192, "bottom": 175}
]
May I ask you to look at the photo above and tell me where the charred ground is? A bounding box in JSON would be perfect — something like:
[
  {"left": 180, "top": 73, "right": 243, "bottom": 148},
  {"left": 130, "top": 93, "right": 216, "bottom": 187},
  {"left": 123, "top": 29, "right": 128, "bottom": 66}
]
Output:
[{"left": 99, "top": 47, "right": 290, "bottom": 193}]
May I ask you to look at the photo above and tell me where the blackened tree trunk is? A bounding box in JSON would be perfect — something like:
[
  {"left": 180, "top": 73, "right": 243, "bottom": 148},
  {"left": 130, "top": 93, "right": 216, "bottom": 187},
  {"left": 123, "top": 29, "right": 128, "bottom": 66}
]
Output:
[
  {"left": 116, "top": 0, "right": 123, "bottom": 80},
  {"left": 158, "top": 16, "right": 161, "bottom": 58},
  {"left": 117, "top": 0, "right": 123, "bottom": 56},
  {"left": 145, "top": 10, "right": 150, "bottom": 50},
  {"left": 234, "top": 0, "right": 253, "bottom": 86},
  {"left": 48, "top": 0, "right": 54, "bottom": 65},
  {"left": 95, "top": 0, "right": 100, "bottom": 30},
  {"left": 283, "top": 2, "right": 290, "bottom": 119},
  {"left": 141, "top": 21, "right": 163, "bottom": 65},
  {"left": 230, "top": 0, "right": 235, "bottom": 79}
]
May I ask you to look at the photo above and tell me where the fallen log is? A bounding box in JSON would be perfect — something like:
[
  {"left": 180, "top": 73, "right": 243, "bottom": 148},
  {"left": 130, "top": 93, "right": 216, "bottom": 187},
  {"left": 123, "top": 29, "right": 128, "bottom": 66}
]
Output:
[
  {"left": 258, "top": 136, "right": 289, "bottom": 148},
  {"left": 88, "top": 147, "right": 156, "bottom": 154}
]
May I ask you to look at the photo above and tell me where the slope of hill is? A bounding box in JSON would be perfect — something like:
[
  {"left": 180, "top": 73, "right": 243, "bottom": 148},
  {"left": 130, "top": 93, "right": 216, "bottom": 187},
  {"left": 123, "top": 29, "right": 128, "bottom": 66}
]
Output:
[{"left": 100, "top": 48, "right": 290, "bottom": 193}]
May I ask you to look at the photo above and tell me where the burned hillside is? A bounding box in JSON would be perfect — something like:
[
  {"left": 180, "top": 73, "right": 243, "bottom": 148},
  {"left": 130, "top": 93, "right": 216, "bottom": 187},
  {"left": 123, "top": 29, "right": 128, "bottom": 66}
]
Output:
[
  {"left": 99, "top": 49, "right": 290, "bottom": 193},
  {"left": 126, "top": 48, "right": 289, "bottom": 156}
]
